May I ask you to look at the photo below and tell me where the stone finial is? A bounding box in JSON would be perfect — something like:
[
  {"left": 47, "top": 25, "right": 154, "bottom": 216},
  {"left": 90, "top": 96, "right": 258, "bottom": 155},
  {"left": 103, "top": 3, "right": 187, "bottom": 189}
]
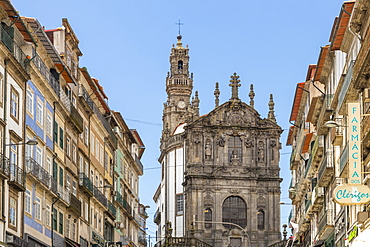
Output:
[
  {"left": 192, "top": 91, "right": 200, "bottom": 117},
  {"left": 249, "top": 84, "right": 255, "bottom": 108},
  {"left": 214, "top": 82, "right": 220, "bottom": 107},
  {"left": 229, "top": 73, "right": 241, "bottom": 101},
  {"left": 268, "top": 94, "right": 276, "bottom": 122}
]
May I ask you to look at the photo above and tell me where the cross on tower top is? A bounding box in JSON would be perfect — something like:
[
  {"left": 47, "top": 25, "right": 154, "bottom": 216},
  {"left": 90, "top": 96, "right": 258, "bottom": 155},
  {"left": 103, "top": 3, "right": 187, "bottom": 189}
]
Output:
[
  {"left": 176, "top": 18, "right": 184, "bottom": 35},
  {"left": 229, "top": 73, "right": 241, "bottom": 101}
]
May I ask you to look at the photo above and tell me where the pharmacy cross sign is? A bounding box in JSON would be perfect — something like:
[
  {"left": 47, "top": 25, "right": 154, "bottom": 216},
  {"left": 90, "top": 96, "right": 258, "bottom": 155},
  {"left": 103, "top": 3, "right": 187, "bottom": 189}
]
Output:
[{"left": 333, "top": 102, "right": 370, "bottom": 205}]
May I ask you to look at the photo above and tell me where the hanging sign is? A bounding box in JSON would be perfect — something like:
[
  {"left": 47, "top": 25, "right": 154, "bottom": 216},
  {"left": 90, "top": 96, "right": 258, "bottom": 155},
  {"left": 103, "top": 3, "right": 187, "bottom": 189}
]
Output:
[
  {"left": 348, "top": 102, "right": 361, "bottom": 185},
  {"left": 333, "top": 184, "right": 370, "bottom": 205}
]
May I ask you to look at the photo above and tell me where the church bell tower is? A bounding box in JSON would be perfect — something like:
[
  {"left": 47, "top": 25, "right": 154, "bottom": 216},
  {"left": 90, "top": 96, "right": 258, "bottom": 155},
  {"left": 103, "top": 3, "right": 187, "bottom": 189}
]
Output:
[{"left": 162, "top": 35, "right": 194, "bottom": 134}]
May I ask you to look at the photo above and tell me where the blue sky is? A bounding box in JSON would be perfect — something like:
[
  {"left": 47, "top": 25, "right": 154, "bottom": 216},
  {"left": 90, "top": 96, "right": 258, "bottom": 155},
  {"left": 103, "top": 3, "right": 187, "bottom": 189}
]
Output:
[{"left": 13, "top": 0, "right": 346, "bottom": 241}]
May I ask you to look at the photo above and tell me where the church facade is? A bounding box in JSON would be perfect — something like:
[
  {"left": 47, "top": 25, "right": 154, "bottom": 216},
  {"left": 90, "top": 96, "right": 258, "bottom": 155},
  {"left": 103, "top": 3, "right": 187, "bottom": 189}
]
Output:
[{"left": 153, "top": 35, "right": 283, "bottom": 247}]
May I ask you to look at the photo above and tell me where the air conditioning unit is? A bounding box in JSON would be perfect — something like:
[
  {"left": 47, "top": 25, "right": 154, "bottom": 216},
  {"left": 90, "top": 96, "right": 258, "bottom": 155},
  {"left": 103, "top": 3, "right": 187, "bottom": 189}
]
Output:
[
  {"left": 113, "top": 126, "right": 120, "bottom": 134},
  {"left": 115, "top": 222, "right": 124, "bottom": 229}
]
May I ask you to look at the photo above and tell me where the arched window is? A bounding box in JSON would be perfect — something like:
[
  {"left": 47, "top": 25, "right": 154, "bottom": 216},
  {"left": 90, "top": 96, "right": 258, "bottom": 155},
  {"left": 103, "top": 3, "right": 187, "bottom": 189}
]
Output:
[
  {"left": 204, "top": 208, "right": 212, "bottom": 229},
  {"left": 222, "top": 196, "right": 247, "bottom": 229},
  {"left": 257, "top": 210, "right": 265, "bottom": 230},
  {"left": 178, "top": 60, "right": 183, "bottom": 70}
]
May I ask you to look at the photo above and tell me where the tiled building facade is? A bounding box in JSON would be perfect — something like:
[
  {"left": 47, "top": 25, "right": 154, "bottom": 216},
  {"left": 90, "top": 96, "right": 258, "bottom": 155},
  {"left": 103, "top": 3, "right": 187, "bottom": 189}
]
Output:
[{"left": 0, "top": 1, "right": 148, "bottom": 247}]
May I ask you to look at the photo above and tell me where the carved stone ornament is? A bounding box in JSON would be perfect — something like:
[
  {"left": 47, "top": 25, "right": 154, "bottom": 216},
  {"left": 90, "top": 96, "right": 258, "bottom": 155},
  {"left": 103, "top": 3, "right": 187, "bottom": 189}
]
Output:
[
  {"left": 205, "top": 138, "right": 212, "bottom": 159},
  {"left": 270, "top": 140, "right": 277, "bottom": 147},
  {"left": 217, "top": 134, "right": 226, "bottom": 147},
  {"left": 245, "top": 139, "right": 254, "bottom": 148}
]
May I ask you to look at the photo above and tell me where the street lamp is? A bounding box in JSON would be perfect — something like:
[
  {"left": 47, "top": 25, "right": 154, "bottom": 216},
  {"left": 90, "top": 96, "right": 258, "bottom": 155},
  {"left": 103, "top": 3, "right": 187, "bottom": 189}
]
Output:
[{"left": 5, "top": 139, "right": 38, "bottom": 146}]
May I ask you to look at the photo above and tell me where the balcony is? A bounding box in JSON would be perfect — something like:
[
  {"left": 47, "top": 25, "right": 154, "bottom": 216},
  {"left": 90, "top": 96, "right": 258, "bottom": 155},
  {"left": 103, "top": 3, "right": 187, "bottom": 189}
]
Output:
[
  {"left": 8, "top": 164, "right": 26, "bottom": 191},
  {"left": 154, "top": 209, "right": 161, "bottom": 224},
  {"left": 57, "top": 184, "right": 71, "bottom": 205},
  {"left": 305, "top": 135, "right": 324, "bottom": 179},
  {"left": 311, "top": 187, "right": 324, "bottom": 211},
  {"left": 50, "top": 177, "right": 58, "bottom": 195},
  {"left": 134, "top": 154, "right": 143, "bottom": 175},
  {"left": 304, "top": 198, "right": 313, "bottom": 218},
  {"left": 337, "top": 60, "right": 355, "bottom": 114},
  {"left": 318, "top": 152, "right": 334, "bottom": 187},
  {"left": 339, "top": 142, "right": 349, "bottom": 176},
  {"left": 0, "top": 153, "right": 10, "bottom": 179},
  {"left": 106, "top": 200, "right": 116, "bottom": 219},
  {"left": 0, "top": 24, "right": 28, "bottom": 70},
  {"left": 68, "top": 194, "right": 81, "bottom": 217},
  {"left": 79, "top": 172, "right": 93, "bottom": 196},
  {"left": 25, "top": 157, "right": 50, "bottom": 188},
  {"left": 317, "top": 209, "right": 334, "bottom": 240},
  {"left": 70, "top": 105, "right": 83, "bottom": 134},
  {"left": 93, "top": 185, "right": 107, "bottom": 208},
  {"left": 332, "top": 119, "right": 344, "bottom": 146}
]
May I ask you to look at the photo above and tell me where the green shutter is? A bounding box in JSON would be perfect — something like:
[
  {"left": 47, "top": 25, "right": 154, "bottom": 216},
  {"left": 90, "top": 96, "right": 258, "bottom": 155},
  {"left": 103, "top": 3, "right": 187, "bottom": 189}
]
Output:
[
  {"left": 53, "top": 162, "right": 58, "bottom": 180},
  {"left": 53, "top": 122, "right": 58, "bottom": 143},
  {"left": 59, "top": 128, "right": 64, "bottom": 149},
  {"left": 52, "top": 208, "right": 57, "bottom": 230},
  {"left": 59, "top": 212, "right": 63, "bottom": 234},
  {"left": 59, "top": 167, "right": 63, "bottom": 186}
]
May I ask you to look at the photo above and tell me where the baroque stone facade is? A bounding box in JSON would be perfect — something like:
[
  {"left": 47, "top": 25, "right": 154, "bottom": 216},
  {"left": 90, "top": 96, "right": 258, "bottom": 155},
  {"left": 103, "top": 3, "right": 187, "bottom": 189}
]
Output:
[{"left": 154, "top": 34, "right": 283, "bottom": 247}]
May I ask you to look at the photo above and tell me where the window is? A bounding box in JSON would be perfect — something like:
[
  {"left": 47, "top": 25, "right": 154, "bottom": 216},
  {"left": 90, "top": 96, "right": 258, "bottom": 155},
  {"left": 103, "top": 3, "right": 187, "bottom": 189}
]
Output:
[
  {"left": 26, "top": 88, "right": 33, "bottom": 115},
  {"left": 84, "top": 126, "right": 89, "bottom": 145},
  {"left": 45, "top": 204, "right": 51, "bottom": 227},
  {"left": 178, "top": 60, "right": 183, "bottom": 70},
  {"left": 46, "top": 156, "right": 52, "bottom": 174},
  {"left": 228, "top": 136, "right": 242, "bottom": 162},
  {"left": 35, "top": 197, "right": 41, "bottom": 220},
  {"left": 46, "top": 112, "right": 52, "bottom": 137},
  {"left": 10, "top": 87, "right": 19, "bottom": 120},
  {"left": 66, "top": 218, "right": 70, "bottom": 238},
  {"left": 9, "top": 143, "right": 17, "bottom": 165},
  {"left": 66, "top": 137, "right": 71, "bottom": 157},
  {"left": 25, "top": 190, "right": 31, "bottom": 214},
  {"left": 0, "top": 72, "right": 3, "bottom": 104},
  {"left": 9, "top": 197, "right": 17, "bottom": 227},
  {"left": 52, "top": 208, "right": 57, "bottom": 230},
  {"left": 66, "top": 174, "right": 71, "bottom": 193},
  {"left": 71, "top": 220, "right": 76, "bottom": 241},
  {"left": 36, "top": 146, "right": 42, "bottom": 165},
  {"left": 72, "top": 180, "right": 77, "bottom": 196},
  {"left": 257, "top": 210, "right": 265, "bottom": 230},
  {"left": 36, "top": 100, "right": 43, "bottom": 125},
  {"left": 91, "top": 134, "right": 95, "bottom": 155},
  {"left": 72, "top": 143, "right": 77, "bottom": 162},
  {"left": 222, "top": 196, "right": 247, "bottom": 229},
  {"left": 59, "top": 167, "right": 64, "bottom": 186},
  {"left": 204, "top": 208, "right": 212, "bottom": 229},
  {"left": 25, "top": 136, "right": 33, "bottom": 158},
  {"left": 54, "top": 121, "right": 58, "bottom": 143},
  {"left": 176, "top": 194, "right": 184, "bottom": 215},
  {"left": 59, "top": 212, "right": 63, "bottom": 234},
  {"left": 59, "top": 127, "right": 64, "bottom": 149}
]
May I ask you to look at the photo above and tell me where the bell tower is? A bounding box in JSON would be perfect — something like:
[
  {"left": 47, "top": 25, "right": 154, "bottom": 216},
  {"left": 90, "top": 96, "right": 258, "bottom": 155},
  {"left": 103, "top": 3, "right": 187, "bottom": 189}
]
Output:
[{"left": 162, "top": 35, "right": 194, "bottom": 134}]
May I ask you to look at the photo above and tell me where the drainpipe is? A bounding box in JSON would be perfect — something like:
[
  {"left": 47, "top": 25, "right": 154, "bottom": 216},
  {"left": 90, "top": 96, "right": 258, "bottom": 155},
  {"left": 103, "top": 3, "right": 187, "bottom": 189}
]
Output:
[
  {"left": 51, "top": 193, "right": 60, "bottom": 247},
  {"left": 1, "top": 59, "right": 8, "bottom": 242}
]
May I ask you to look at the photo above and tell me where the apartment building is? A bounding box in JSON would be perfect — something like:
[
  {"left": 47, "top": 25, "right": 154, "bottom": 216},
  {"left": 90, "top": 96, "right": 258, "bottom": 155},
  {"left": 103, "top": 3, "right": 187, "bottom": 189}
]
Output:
[
  {"left": 287, "top": 0, "right": 370, "bottom": 246},
  {"left": 0, "top": 0, "right": 148, "bottom": 246}
]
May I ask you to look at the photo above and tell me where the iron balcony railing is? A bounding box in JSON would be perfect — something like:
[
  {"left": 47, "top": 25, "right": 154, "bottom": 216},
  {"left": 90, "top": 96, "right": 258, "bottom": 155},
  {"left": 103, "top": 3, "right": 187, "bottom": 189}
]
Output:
[
  {"left": 32, "top": 49, "right": 60, "bottom": 96},
  {"left": 0, "top": 24, "right": 28, "bottom": 70},
  {"left": 68, "top": 194, "right": 81, "bottom": 217},
  {"left": 337, "top": 60, "right": 355, "bottom": 112},
  {"left": 107, "top": 200, "right": 116, "bottom": 218},
  {"left": 93, "top": 185, "right": 107, "bottom": 208},
  {"left": 79, "top": 172, "right": 93, "bottom": 195},
  {"left": 50, "top": 177, "right": 58, "bottom": 195},
  {"left": 116, "top": 192, "right": 126, "bottom": 209},
  {"left": 25, "top": 157, "right": 51, "bottom": 188},
  {"left": 339, "top": 142, "right": 349, "bottom": 175},
  {"left": 9, "top": 163, "right": 26, "bottom": 190},
  {"left": 134, "top": 154, "right": 143, "bottom": 174},
  {"left": 318, "top": 209, "right": 334, "bottom": 235},
  {"left": 57, "top": 184, "right": 71, "bottom": 204},
  {"left": 0, "top": 153, "right": 10, "bottom": 178}
]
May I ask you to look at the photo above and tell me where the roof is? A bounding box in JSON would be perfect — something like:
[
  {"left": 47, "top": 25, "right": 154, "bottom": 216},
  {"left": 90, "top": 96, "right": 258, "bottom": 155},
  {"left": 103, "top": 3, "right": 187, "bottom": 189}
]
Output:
[
  {"left": 306, "top": 65, "right": 316, "bottom": 82},
  {"left": 173, "top": 123, "right": 187, "bottom": 135},
  {"left": 0, "top": 0, "right": 35, "bottom": 44},
  {"left": 329, "top": 1, "right": 355, "bottom": 51},
  {"left": 313, "top": 45, "right": 329, "bottom": 82},
  {"left": 289, "top": 82, "right": 306, "bottom": 122},
  {"left": 25, "top": 18, "right": 76, "bottom": 85}
]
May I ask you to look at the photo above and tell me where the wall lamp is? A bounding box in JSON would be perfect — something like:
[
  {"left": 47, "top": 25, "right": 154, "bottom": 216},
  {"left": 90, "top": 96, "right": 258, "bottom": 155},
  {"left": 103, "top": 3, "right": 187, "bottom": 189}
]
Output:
[{"left": 5, "top": 139, "right": 38, "bottom": 146}]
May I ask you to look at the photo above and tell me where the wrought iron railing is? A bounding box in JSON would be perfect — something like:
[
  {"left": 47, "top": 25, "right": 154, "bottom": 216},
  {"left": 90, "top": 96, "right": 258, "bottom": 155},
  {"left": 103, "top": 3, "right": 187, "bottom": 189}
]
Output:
[
  {"left": 25, "top": 157, "right": 50, "bottom": 188},
  {"left": 93, "top": 185, "right": 107, "bottom": 208},
  {"left": 339, "top": 142, "right": 349, "bottom": 174},
  {"left": 107, "top": 200, "right": 116, "bottom": 218},
  {"left": 57, "top": 184, "right": 71, "bottom": 204},
  {"left": 0, "top": 153, "right": 10, "bottom": 177},
  {"left": 337, "top": 60, "right": 355, "bottom": 112},
  {"left": 68, "top": 194, "right": 81, "bottom": 216},
  {"left": 9, "top": 163, "right": 26, "bottom": 189},
  {"left": 79, "top": 172, "right": 93, "bottom": 194}
]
